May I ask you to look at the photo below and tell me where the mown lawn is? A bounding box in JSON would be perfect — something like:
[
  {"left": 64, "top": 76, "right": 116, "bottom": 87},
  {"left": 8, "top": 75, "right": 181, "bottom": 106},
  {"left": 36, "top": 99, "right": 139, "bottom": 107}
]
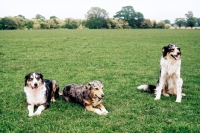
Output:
[{"left": 0, "top": 29, "right": 200, "bottom": 133}]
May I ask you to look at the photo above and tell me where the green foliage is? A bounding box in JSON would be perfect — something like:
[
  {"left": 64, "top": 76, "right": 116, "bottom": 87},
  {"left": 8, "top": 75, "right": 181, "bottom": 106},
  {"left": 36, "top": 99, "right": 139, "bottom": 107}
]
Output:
[
  {"left": 196, "top": 18, "right": 200, "bottom": 26},
  {"left": 35, "top": 14, "right": 45, "bottom": 21},
  {"left": 175, "top": 18, "right": 186, "bottom": 28},
  {"left": 140, "top": 19, "right": 153, "bottom": 28},
  {"left": 85, "top": 7, "right": 108, "bottom": 29},
  {"left": 164, "top": 19, "right": 170, "bottom": 24},
  {"left": 156, "top": 21, "right": 165, "bottom": 29},
  {"left": 0, "top": 30, "right": 200, "bottom": 132},
  {"left": 25, "top": 20, "right": 34, "bottom": 29},
  {"left": 185, "top": 11, "right": 196, "bottom": 29},
  {"left": 0, "top": 17, "right": 18, "bottom": 29},
  {"left": 64, "top": 18, "right": 79, "bottom": 29},
  {"left": 114, "top": 6, "right": 144, "bottom": 28}
]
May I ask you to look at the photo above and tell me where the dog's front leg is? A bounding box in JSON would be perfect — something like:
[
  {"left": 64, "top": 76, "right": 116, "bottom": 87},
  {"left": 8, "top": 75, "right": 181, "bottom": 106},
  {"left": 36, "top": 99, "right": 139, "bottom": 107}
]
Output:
[
  {"left": 97, "top": 104, "right": 108, "bottom": 115},
  {"left": 155, "top": 79, "right": 164, "bottom": 100},
  {"left": 27, "top": 104, "right": 34, "bottom": 117},
  {"left": 85, "top": 105, "right": 103, "bottom": 115},
  {"left": 175, "top": 78, "right": 183, "bottom": 103},
  {"left": 34, "top": 105, "right": 45, "bottom": 116}
]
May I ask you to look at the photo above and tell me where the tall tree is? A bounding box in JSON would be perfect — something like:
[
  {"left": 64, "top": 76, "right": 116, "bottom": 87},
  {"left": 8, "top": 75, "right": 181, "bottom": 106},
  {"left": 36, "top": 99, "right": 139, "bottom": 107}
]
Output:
[
  {"left": 113, "top": 6, "right": 144, "bottom": 28},
  {"left": 175, "top": 18, "right": 186, "bottom": 28},
  {"left": 164, "top": 19, "right": 170, "bottom": 24},
  {"left": 196, "top": 18, "right": 200, "bottom": 26},
  {"left": 85, "top": 7, "right": 108, "bottom": 29},
  {"left": 185, "top": 11, "right": 196, "bottom": 29},
  {"left": 35, "top": 14, "right": 45, "bottom": 21},
  {"left": 17, "top": 14, "right": 25, "bottom": 19},
  {"left": 0, "top": 17, "right": 18, "bottom": 29}
]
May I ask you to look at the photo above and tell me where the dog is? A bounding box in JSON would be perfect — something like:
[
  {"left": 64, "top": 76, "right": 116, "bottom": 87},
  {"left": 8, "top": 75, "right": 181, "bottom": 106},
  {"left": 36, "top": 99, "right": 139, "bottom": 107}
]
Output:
[
  {"left": 62, "top": 80, "right": 108, "bottom": 115},
  {"left": 137, "top": 44, "right": 185, "bottom": 103},
  {"left": 24, "top": 72, "right": 59, "bottom": 116}
]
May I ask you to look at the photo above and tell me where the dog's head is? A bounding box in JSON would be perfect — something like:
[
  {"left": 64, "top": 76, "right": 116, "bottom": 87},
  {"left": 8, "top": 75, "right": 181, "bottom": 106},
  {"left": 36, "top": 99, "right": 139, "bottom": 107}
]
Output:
[
  {"left": 24, "top": 72, "right": 44, "bottom": 90},
  {"left": 86, "top": 80, "right": 104, "bottom": 101},
  {"left": 162, "top": 44, "right": 181, "bottom": 60}
]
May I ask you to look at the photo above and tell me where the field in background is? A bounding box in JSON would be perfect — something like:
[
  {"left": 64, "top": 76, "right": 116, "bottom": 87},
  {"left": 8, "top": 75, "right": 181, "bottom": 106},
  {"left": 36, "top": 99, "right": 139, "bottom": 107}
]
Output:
[{"left": 0, "top": 29, "right": 200, "bottom": 132}]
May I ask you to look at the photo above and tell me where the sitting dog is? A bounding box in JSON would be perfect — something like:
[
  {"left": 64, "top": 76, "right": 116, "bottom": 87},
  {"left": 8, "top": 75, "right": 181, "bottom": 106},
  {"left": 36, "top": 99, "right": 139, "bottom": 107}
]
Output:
[
  {"left": 62, "top": 80, "right": 108, "bottom": 115},
  {"left": 24, "top": 72, "right": 59, "bottom": 116},
  {"left": 137, "top": 44, "right": 185, "bottom": 102}
]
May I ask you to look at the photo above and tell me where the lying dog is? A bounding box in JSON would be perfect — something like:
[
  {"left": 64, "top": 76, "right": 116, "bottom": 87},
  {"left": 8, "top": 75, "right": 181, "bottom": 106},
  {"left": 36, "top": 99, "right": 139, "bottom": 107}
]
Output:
[
  {"left": 62, "top": 80, "right": 108, "bottom": 115},
  {"left": 24, "top": 72, "right": 59, "bottom": 116},
  {"left": 137, "top": 44, "right": 185, "bottom": 102}
]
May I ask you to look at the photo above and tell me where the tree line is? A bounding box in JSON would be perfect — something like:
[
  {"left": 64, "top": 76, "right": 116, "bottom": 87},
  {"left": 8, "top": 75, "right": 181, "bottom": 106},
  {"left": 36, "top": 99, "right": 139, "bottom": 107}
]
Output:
[{"left": 0, "top": 6, "right": 199, "bottom": 30}]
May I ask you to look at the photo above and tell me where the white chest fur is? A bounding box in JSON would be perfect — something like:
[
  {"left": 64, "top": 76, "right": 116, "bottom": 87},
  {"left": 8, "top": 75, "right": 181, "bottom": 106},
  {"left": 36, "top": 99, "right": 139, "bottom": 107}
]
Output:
[
  {"left": 24, "top": 84, "right": 47, "bottom": 105},
  {"left": 160, "top": 57, "right": 181, "bottom": 77}
]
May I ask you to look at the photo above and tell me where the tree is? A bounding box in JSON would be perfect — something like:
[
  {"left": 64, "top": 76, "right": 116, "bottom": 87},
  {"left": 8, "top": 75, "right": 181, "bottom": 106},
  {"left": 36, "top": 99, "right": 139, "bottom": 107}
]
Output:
[
  {"left": 17, "top": 14, "right": 25, "bottom": 19},
  {"left": 175, "top": 18, "right": 186, "bottom": 28},
  {"left": 135, "top": 12, "right": 144, "bottom": 28},
  {"left": 113, "top": 6, "right": 144, "bottom": 28},
  {"left": 140, "top": 19, "right": 152, "bottom": 28},
  {"left": 85, "top": 7, "right": 108, "bottom": 29},
  {"left": 185, "top": 11, "right": 196, "bottom": 29},
  {"left": 64, "top": 18, "right": 79, "bottom": 29},
  {"left": 156, "top": 21, "right": 165, "bottom": 29},
  {"left": 196, "top": 18, "right": 200, "bottom": 26},
  {"left": 0, "top": 17, "right": 18, "bottom": 29},
  {"left": 164, "top": 19, "right": 170, "bottom": 24},
  {"left": 25, "top": 20, "right": 34, "bottom": 29},
  {"left": 35, "top": 14, "right": 45, "bottom": 21},
  {"left": 50, "top": 16, "right": 57, "bottom": 19}
]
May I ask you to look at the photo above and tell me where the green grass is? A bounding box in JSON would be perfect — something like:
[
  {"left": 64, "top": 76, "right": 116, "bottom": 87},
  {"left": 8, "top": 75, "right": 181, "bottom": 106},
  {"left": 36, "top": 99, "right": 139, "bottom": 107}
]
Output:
[{"left": 0, "top": 29, "right": 200, "bottom": 133}]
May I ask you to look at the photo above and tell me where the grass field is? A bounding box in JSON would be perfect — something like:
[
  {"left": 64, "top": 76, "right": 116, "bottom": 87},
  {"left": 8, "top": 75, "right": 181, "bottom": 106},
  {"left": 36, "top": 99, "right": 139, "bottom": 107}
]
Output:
[{"left": 0, "top": 29, "right": 200, "bottom": 133}]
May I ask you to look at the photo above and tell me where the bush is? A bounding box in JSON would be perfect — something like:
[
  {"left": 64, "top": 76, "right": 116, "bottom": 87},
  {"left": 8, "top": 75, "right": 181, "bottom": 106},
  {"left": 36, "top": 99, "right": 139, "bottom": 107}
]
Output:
[{"left": 165, "top": 24, "right": 171, "bottom": 29}]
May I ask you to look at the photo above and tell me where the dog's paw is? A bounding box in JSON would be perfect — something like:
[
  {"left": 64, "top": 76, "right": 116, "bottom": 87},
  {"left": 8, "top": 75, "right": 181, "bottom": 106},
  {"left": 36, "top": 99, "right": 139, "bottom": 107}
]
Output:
[
  {"left": 101, "top": 108, "right": 109, "bottom": 115},
  {"left": 162, "top": 93, "right": 169, "bottom": 97},
  {"left": 154, "top": 97, "right": 160, "bottom": 100},
  {"left": 94, "top": 109, "right": 103, "bottom": 115},
  {"left": 51, "top": 98, "right": 56, "bottom": 102},
  {"left": 182, "top": 93, "right": 186, "bottom": 96},
  {"left": 28, "top": 113, "right": 34, "bottom": 117},
  {"left": 175, "top": 99, "right": 181, "bottom": 103},
  {"left": 34, "top": 111, "right": 42, "bottom": 116}
]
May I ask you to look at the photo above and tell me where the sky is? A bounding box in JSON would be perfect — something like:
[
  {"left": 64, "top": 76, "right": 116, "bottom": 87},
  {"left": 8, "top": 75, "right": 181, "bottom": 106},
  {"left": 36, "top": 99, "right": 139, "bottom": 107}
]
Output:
[{"left": 0, "top": 0, "right": 199, "bottom": 23}]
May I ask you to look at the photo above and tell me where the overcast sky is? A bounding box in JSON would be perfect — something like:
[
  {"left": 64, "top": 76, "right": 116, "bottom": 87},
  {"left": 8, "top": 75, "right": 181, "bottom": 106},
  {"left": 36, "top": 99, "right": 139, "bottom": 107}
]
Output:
[{"left": 0, "top": 0, "right": 199, "bottom": 23}]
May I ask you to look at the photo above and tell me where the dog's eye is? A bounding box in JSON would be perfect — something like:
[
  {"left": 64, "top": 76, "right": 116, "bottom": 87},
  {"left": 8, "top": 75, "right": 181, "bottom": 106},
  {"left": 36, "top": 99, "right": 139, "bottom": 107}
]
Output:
[
  {"left": 28, "top": 78, "right": 33, "bottom": 81},
  {"left": 36, "top": 77, "right": 40, "bottom": 80},
  {"left": 95, "top": 88, "right": 99, "bottom": 90},
  {"left": 171, "top": 49, "right": 174, "bottom": 51}
]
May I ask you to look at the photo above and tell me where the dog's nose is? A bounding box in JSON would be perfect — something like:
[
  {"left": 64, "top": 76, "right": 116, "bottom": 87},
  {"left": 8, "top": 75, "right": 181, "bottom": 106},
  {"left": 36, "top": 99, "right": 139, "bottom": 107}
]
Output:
[
  {"left": 34, "top": 83, "right": 38, "bottom": 87},
  {"left": 101, "top": 94, "right": 104, "bottom": 98},
  {"left": 177, "top": 52, "right": 181, "bottom": 55}
]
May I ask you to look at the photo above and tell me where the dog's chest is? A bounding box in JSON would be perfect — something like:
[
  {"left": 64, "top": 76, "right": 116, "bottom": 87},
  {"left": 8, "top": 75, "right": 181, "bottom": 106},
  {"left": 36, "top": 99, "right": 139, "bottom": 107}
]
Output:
[
  {"left": 161, "top": 59, "right": 181, "bottom": 76},
  {"left": 92, "top": 98, "right": 102, "bottom": 107},
  {"left": 24, "top": 86, "right": 46, "bottom": 105}
]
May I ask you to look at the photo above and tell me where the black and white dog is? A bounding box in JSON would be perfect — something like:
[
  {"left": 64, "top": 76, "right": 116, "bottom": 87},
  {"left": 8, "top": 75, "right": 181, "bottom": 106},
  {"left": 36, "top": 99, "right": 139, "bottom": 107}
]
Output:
[
  {"left": 137, "top": 44, "right": 185, "bottom": 103},
  {"left": 24, "top": 72, "right": 59, "bottom": 116}
]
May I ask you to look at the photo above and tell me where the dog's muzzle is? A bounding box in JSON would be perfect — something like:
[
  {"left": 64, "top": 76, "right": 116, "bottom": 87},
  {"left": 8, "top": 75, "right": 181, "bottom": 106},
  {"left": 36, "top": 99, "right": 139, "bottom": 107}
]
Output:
[
  {"left": 171, "top": 53, "right": 181, "bottom": 60},
  {"left": 32, "top": 83, "right": 38, "bottom": 89}
]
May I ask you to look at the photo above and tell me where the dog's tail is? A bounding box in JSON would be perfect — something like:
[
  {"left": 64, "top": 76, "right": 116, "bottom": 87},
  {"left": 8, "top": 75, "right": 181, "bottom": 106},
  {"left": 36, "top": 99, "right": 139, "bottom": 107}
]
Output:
[{"left": 137, "top": 85, "right": 156, "bottom": 93}]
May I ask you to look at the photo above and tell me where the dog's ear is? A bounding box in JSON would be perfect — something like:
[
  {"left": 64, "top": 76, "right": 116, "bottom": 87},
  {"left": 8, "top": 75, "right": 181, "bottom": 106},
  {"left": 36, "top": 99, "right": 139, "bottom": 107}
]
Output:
[
  {"left": 85, "top": 83, "right": 91, "bottom": 90},
  {"left": 24, "top": 73, "right": 31, "bottom": 86},
  {"left": 162, "top": 45, "right": 170, "bottom": 57}
]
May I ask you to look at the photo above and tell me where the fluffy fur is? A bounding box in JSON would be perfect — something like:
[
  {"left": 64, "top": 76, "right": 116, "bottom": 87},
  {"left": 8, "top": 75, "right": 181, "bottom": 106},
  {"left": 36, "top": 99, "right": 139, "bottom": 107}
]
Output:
[
  {"left": 62, "top": 80, "right": 108, "bottom": 115},
  {"left": 24, "top": 72, "right": 59, "bottom": 116},
  {"left": 137, "top": 44, "right": 185, "bottom": 103}
]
